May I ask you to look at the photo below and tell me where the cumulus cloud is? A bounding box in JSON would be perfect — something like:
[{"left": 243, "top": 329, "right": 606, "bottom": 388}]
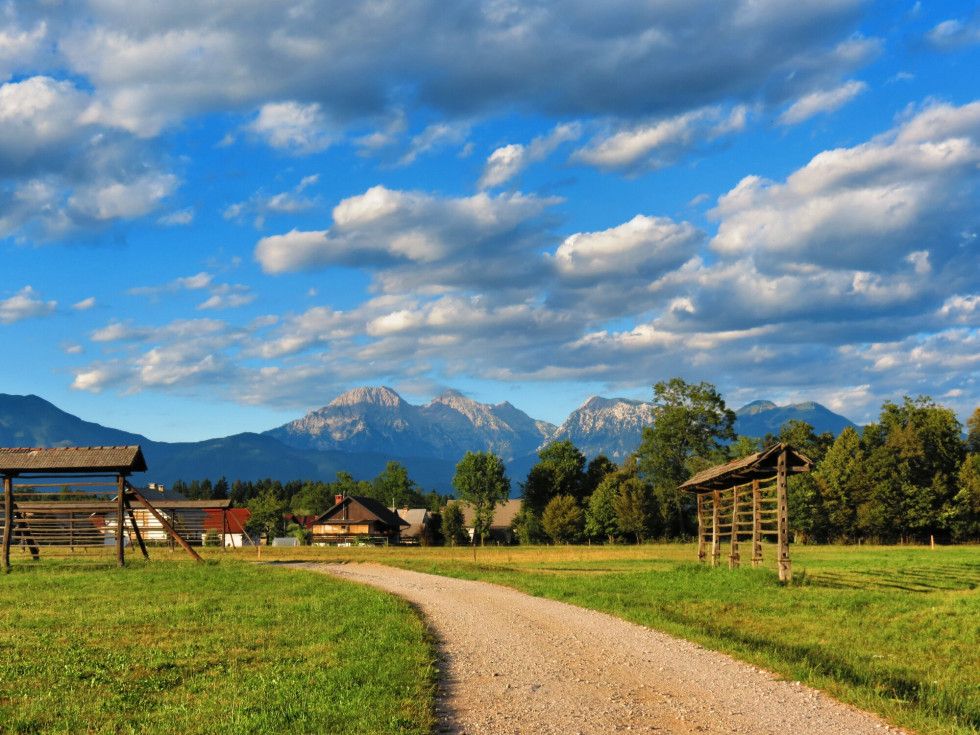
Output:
[
  {"left": 479, "top": 123, "right": 582, "bottom": 188},
  {"left": 0, "top": 287, "right": 56, "bottom": 324},
  {"left": 571, "top": 106, "right": 747, "bottom": 174},
  {"left": 926, "top": 16, "right": 980, "bottom": 50},
  {"left": 777, "top": 80, "right": 867, "bottom": 125},
  {"left": 710, "top": 101, "right": 980, "bottom": 273},
  {"left": 256, "top": 185, "right": 560, "bottom": 292},
  {"left": 245, "top": 101, "right": 336, "bottom": 153}
]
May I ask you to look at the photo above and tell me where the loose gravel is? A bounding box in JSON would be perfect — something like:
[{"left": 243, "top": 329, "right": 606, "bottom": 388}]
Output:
[{"left": 295, "top": 562, "right": 908, "bottom": 735}]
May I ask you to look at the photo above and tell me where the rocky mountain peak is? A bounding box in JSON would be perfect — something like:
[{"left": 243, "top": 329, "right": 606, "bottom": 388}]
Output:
[{"left": 329, "top": 386, "right": 406, "bottom": 408}]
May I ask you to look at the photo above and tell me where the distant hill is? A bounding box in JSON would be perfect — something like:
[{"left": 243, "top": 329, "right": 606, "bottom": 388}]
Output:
[
  {"left": 0, "top": 389, "right": 859, "bottom": 494},
  {"left": 734, "top": 399, "right": 857, "bottom": 439}
]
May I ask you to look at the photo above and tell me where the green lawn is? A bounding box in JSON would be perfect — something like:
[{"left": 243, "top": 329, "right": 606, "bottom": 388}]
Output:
[
  {"left": 0, "top": 561, "right": 436, "bottom": 734},
  {"left": 1, "top": 545, "right": 976, "bottom": 735}
]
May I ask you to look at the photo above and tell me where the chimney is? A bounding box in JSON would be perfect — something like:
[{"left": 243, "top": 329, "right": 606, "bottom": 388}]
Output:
[{"left": 335, "top": 494, "right": 344, "bottom": 506}]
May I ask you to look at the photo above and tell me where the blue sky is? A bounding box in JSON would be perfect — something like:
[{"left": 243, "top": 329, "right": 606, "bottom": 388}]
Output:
[{"left": 2, "top": 0, "right": 980, "bottom": 441}]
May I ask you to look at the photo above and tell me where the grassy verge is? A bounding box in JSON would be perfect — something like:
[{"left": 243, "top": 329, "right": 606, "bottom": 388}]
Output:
[
  {"left": 237, "top": 543, "right": 979, "bottom": 735},
  {"left": 0, "top": 561, "right": 436, "bottom": 734}
]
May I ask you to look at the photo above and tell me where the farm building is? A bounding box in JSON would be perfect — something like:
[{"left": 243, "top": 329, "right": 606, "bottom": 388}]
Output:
[
  {"left": 312, "top": 495, "right": 409, "bottom": 545},
  {"left": 456, "top": 498, "right": 522, "bottom": 544},
  {"left": 393, "top": 507, "right": 429, "bottom": 544}
]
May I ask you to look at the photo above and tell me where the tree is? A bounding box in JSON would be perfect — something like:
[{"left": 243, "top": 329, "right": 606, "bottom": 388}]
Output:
[
  {"left": 637, "top": 378, "right": 736, "bottom": 536},
  {"left": 950, "top": 453, "right": 980, "bottom": 541},
  {"left": 521, "top": 440, "right": 589, "bottom": 515},
  {"left": 584, "top": 474, "right": 622, "bottom": 543},
  {"left": 730, "top": 435, "right": 761, "bottom": 459},
  {"left": 453, "top": 451, "right": 510, "bottom": 545},
  {"left": 442, "top": 503, "right": 469, "bottom": 546},
  {"left": 966, "top": 407, "right": 980, "bottom": 454},
  {"left": 290, "top": 480, "right": 334, "bottom": 516},
  {"left": 542, "top": 495, "right": 584, "bottom": 544},
  {"left": 818, "top": 426, "right": 863, "bottom": 541},
  {"left": 584, "top": 455, "right": 618, "bottom": 497},
  {"left": 212, "top": 476, "right": 229, "bottom": 500},
  {"left": 246, "top": 488, "right": 288, "bottom": 542},
  {"left": 613, "top": 476, "right": 659, "bottom": 543},
  {"left": 372, "top": 461, "right": 420, "bottom": 508}
]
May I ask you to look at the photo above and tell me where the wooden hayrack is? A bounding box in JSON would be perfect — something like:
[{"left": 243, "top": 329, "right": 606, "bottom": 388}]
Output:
[
  {"left": 0, "top": 446, "right": 205, "bottom": 567},
  {"left": 679, "top": 443, "right": 813, "bottom": 582}
]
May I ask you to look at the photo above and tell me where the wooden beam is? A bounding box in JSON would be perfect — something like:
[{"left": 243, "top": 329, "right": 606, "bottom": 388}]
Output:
[
  {"left": 729, "top": 482, "right": 740, "bottom": 570},
  {"left": 711, "top": 490, "right": 720, "bottom": 567},
  {"left": 116, "top": 476, "right": 125, "bottom": 567},
  {"left": 751, "top": 479, "right": 762, "bottom": 568},
  {"left": 123, "top": 497, "right": 150, "bottom": 560},
  {"left": 2, "top": 476, "right": 12, "bottom": 569},
  {"left": 696, "top": 494, "right": 706, "bottom": 563},
  {"left": 777, "top": 448, "right": 791, "bottom": 583},
  {"left": 128, "top": 487, "right": 202, "bottom": 563}
]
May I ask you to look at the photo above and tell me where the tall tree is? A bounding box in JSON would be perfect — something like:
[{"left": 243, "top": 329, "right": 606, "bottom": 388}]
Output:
[
  {"left": 372, "top": 461, "right": 420, "bottom": 508},
  {"left": 442, "top": 502, "right": 469, "bottom": 547},
  {"left": 965, "top": 407, "right": 980, "bottom": 454},
  {"left": 637, "top": 378, "right": 736, "bottom": 536},
  {"left": 521, "top": 440, "right": 589, "bottom": 515},
  {"left": 542, "top": 495, "right": 584, "bottom": 544},
  {"left": 452, "top": 451, "right": 510, "bottom": 545},
  {"left": 584, "top": 474, "right": 622, "bottom": 544}
]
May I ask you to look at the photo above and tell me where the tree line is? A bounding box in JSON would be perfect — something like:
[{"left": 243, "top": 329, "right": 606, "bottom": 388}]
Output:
[{"left": 168, "top": 377, "right": 980, "bottom": 545}]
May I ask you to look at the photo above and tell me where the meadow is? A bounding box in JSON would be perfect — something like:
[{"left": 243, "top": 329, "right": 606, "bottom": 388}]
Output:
[
  {"left": 0, "top": 543, "right": 976, "bottom": 734},
  {"left": 0, "top": 561, "right": 436, "bottom": 734}
]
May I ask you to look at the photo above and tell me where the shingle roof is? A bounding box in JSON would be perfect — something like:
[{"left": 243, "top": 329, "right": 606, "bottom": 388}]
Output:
[
  {"left": 0, "top": 446, "right": 148, "bottom": 476},
  {"left": 678, "top": 442, "right": 813, "bottom": 493},
  {"left": 314, "top": 496, "right": 410, "bottom": 528}
]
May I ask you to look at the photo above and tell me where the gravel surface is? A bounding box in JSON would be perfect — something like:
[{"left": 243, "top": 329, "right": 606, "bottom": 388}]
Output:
[{"left": 296, "top": 562, "right": 908, "bottom": 735}]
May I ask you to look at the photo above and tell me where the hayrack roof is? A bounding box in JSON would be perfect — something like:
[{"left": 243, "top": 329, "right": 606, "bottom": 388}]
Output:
[
  {"left": 0, "top": 446, "right": 148, "bottom": 477},
  {"left": 678, "top": 442, "right": 813, "bottom": 494}
]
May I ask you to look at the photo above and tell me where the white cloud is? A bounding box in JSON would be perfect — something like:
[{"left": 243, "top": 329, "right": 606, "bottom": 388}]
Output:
[
  {"left": 926, "top": 17, "right": 980, "bottom": 50},
  {"left": 256, "top": 186, "right": 559, "bottom": 293},
  {"left": 551, "top": 215, "right": 703, "bottom": 281},
  {"left": 245, "top": 101, "right": 335, "bottom": 153},
  {"left": 0, "top": 77, "right": 91, "bottom": 170},
  {"left": 0, "top": 287, "right": 56, "bottom": 324},
  {"left": 479, "top": 122, "right": 581, "bottom": 188},
  {"left": 73, "top": 297, "right": 97, "bottom": 311},
  {"left": 710, "top": 101, "right": 980, "bottom": 271},
  {"left": 572, "top": 106, "right": 747, "bottom": 174},
  {"left": 129, "top": 272, "right": 213, "bottom": 296},
  {"left": 778, "top": 80, "right": 867, "bottom": 125},
  {"left": 68, "top": 171, "right": 178, "bottom": 221},
  {"left": 158, "top": 208, "right": 194, "bottom": 225}
]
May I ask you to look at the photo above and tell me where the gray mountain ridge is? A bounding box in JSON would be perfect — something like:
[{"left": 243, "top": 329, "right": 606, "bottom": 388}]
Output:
[{"left": 0, "top": 389, "right": 857, "bottom": 492}]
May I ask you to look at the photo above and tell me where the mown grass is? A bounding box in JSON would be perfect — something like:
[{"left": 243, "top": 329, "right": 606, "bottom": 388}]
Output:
[
  {"left": 0, "top": 561, "right": 436, "bottom": 734},
  {"left": 238, "top": 542, "right": 979, "bottom": 735}
]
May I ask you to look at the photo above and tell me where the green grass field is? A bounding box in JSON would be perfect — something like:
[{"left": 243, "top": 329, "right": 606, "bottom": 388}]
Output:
[
  {"left": 235, "top": 542, "right": 979, "bottom": 735},
  {"left": 0, "top": 561, "right": 436, "bottom": 734},
  {"left": 1, "top": 544, "right": 976, "bottom": 735}
]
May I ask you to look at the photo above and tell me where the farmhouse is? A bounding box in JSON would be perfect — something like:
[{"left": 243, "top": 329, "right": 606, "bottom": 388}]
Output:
[{"left": 312, "top": 495, "right": 409, "bottom": 545}]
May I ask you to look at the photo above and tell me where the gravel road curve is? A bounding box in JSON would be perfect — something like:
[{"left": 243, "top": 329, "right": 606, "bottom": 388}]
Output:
[{"left": 295, "top": 562, "right": 907, "bottom": 735}]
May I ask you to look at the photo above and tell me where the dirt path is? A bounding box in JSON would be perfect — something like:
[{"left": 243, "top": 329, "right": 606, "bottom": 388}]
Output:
[{"left": 296, "top": 562, "right": 907, "bottom": 735}]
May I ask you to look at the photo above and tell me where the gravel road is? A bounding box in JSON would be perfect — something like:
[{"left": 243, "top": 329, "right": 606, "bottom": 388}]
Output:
[{"left": 296, "top": 562, "right": 907, "bottom": 735}]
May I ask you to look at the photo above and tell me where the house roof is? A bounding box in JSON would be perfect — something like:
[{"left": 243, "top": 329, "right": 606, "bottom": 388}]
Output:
[
  {"left": 456, "top": 498, "right": 522, "bottom": 529},
  {"left": 314, "top": 496, "right": 410, "bottom": 528},
  {"left": 0, "top": 446, "right": 148, "bottom": 477},
  {"left": 678, "top": 442, "right": 814, "bottom": 494}
]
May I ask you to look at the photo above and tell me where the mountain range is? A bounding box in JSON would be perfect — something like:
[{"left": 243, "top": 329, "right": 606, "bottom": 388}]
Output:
[{"left": 0, "top": 389, "right": 856, "bottom": 493}]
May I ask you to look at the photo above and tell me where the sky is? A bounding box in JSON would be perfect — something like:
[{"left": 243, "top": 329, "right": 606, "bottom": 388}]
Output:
[{"left": 2, "top": 0, "right": 980, "bottom": 442}]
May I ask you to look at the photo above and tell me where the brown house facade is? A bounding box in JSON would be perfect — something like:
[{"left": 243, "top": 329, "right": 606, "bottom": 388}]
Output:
[{"left": 312, "top": 496, "right": 409, "bottom": 545}]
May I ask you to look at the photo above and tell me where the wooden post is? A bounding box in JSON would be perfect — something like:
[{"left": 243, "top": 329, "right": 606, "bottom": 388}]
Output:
[
  {"left": 729, "top": 483, "right": 740, "bottom": 569},
  {"left": 777, "top": 448, "right": 791, "bottom": 583},
  {"left": 123, "top": 497, "right": 150, "bottom": 560},
  {"left": 116, "top": 476, "right": 126, "bottom": 567},
  {"left": 751, "top": 479, "right": 762, "bottom": 567},
  {"left": 696, "top": 494, "right": 706, "bottom": 563},
  {"left": 2, "top": 476, "right": 13, "bottom": 569},
  {"left": 222, "top": 508, "right": 228, "bottom": 551},
  {"left": 711, "top": 490, "right": 720, "bottom": 566}
]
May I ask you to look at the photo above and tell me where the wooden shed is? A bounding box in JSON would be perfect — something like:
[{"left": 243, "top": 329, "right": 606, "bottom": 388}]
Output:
[
  {"left": 0, "top": 446, "right": 206, "bottom": 566},
  {"left": 678, "top": 443, "right": 813, "bottom": 582}
]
